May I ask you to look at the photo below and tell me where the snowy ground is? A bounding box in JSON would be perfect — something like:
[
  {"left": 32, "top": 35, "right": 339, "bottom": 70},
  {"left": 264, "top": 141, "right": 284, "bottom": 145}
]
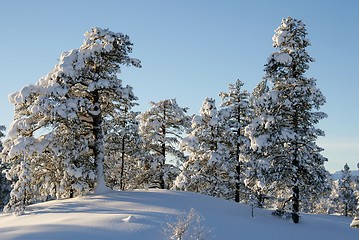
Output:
[{"left": 0, "top": 189, "right": 356, "bottom": 240}]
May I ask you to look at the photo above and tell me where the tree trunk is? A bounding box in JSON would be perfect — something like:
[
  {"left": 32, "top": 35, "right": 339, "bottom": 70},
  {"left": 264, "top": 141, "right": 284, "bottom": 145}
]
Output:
[
  {"left": 235, "top": 109, "right": 241, "bottom": 203},
  {"left": 292, "top": 185, "right": 300, "bottom": 223},
  {"left": 69, "top": 180, "right": 75, "bottom": 198},
  {"left": 292, "top": 110, "right": 300, "bottom": 224},
  {"left": 235, "top": 164, "right": 241, "bottom": 203},
  {"left": 92, "top": 90, "right": 108, "bottom": 194},
  {"left": 120, "top": 106, "right": 129, "bottom": 191},
  {"left": 158, "top": 103, "right": 168, "bottom": 189},
  {"left": 69, "top": 188, "right": 74, "bottom": 198},
  {"left": 120, "top": 135, "right": 126, "bottom": 190},
  {"left": 159, "top": 126, "right": 165, "bottom": 189}
]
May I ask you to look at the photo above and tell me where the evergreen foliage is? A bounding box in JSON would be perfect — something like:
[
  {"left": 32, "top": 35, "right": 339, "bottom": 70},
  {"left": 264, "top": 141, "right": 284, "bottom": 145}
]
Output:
[
  {"left": 176, "top": 98, "right": 235, "bottom": 199},
  {"left": 138, "top": 99, "right": 190, "bottom": 189},
  {"left": 335, "top": 163, "right": 357, "bottom": 217},
  {"left": 0, "top": 126, "right": 11, "bottom": 210},
  {"left": 1, "top": 27, "right": 141, "bottom": 215},
  {"left": 219, "top": 79, "right": 252, "bottom": 202},
  {"left": 104, "top": 108, "right": 144, "bottom": 190},
  {"left": 245, "top": 17, "right": 328, "bottom": 223},
  {"left": 0, "top": 17, "right": 333, "bottom": 222}
]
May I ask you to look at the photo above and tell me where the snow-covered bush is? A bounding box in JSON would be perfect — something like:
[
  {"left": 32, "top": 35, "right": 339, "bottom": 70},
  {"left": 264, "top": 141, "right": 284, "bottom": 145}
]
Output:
[{"left": 162, "top": 208, "right": 213, "bottom": 240}]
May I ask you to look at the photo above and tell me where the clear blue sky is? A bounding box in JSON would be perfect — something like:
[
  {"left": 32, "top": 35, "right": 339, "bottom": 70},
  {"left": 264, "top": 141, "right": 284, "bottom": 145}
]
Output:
[{"left": 1, "top": 0, "right": 358, "bottom": 172}]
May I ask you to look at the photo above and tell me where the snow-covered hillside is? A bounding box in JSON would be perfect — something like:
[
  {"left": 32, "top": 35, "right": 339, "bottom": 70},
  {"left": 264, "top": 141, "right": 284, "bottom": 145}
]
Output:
[{"left": 0, "top": 189, "right": 356, "bottom": 240}]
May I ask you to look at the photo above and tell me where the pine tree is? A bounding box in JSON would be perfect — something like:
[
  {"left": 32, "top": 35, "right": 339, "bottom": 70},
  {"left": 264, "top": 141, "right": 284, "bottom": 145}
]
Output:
[
  {"left": 351, "top": 163, "right": 359, "bottom": 227},
  {"left": 219, "top": 79, "right": 252, "bottom": 202},
  {"left": 1, "top": 28, "right": 141, "bottom": 214},
  {"left": 355, "top": 162, "right": 359, "bottom": 196},
  {"left": 242, "top": 79, "right": 273, "bottom": 208},
  {"left": 176, "top": 98, "right": 234, "bottom": 199},
  {"left": 104, "top": 102, "right": 144, "bottom": 190},
  {"left": 246, "top": 17, "right": 328, "bottom": 223},
  {"left": 0, "top": 126, "right": 11, "bottom": 210},
  {"left": 0, "top": 163, "right": 10, "bottom": 211},
  {"left": 138, "top": 99, "right": 190, "bottom": 189},
  {"left": 4, "top": 161, "right": 31, "bottom": 215},
  {"left": 336, "top": 163, "right": 357, "bottom": 217},
  {"left": 49, "top": 122, "right": 97, "bottom": 198}
]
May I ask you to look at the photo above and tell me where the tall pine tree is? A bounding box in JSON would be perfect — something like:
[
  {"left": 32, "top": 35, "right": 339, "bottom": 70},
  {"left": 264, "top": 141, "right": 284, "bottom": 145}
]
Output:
[
  {"left": 0, "top": 125, "right": 10, "bottom": 211},
  {"left": 246, "top": 17, "right": 328, "bottom": 223},
  {"left": 2, "top": 28, "right": 141, "bottom": 214},
  {"left": 176, "top": 98, "right": 235, "bottom": 199},
  {"left": 138, "top": 99, "right": 190, "bottom": 189},
  {"left": 104, "top": 108, "right": 145, "bottom": 190},
  {"left": 336, "top": 163, "right": 357, "bottom": 217},
  {"left": 219, "top": 79, "right": 252, "bottom": 202}
]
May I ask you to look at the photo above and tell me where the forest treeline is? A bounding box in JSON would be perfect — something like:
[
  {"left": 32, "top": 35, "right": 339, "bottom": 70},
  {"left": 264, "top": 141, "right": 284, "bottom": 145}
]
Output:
[{"left": 0, "top": 17, "right": 358, "bottom": 224}]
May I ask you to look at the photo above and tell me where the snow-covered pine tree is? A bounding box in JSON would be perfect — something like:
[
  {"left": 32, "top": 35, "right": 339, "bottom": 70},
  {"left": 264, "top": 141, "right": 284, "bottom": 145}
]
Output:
[
  {"left": 103, "top": 93, "right": 145, "bottom": 190},
  {"left": 1, "top": 28, "right": 141, "bottom": 214},
  {"left": 251, "top": 79, "right": 269, "bottom": 105},
  {"left": 245, "top": 17, "right": 328, "bottom": 223},
  {"left": 0, "top": 125, "right": 11, "bottom": 210},
  {"left": 242, "top": 79, "right": 274, "bottom": 208},
  {"left": 336, "top": 163, "right": 357, "bottom": 217},
  {"left": 219, "top": 79, "right": 252, "bottom": 202},
  {"left": 46, "top": 122, "right": 95, "bottom": 198},
  {"left": 351, "top": 163, "right": 359, "bottom": 227},
  {"left": 4, "top": 160, "right": 32, "bottom": 215},
  {"left": 301, "top": 171, "right": 332, "bottom": 214},
  {"left": 176, "top": 98, "right": 234, "bottom": 199},
  {"left": 0, "top": 169, "right": 10, "bottom": 212},
  {"left": 355, "top": 163, "right": 359, "bottom": 198},
  {"left": 138, "top": 99, "right": 190, "bottom": 189}
]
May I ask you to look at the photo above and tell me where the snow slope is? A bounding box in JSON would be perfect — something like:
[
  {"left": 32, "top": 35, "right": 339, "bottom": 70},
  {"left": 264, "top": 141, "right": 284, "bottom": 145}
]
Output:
[{"left": 0, "top": 189, "right": 356, "bottom": 240}]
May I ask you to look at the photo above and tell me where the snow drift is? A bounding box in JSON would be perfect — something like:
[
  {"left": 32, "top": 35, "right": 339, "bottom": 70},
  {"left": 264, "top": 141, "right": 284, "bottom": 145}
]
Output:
[{"left": 0, "top": 189, "right": 356, "bottom": 240}]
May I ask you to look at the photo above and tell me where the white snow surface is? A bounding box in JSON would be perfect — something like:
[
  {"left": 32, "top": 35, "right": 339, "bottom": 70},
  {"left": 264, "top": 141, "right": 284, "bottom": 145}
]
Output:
[{"left": 0, "top": 189, "right": 356, "bottom": 240}]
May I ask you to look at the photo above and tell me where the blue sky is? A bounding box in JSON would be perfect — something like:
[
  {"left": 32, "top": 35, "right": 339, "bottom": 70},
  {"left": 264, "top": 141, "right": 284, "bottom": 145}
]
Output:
[{"left": 1, "top": 0, "right": 358, "bottom": 172}]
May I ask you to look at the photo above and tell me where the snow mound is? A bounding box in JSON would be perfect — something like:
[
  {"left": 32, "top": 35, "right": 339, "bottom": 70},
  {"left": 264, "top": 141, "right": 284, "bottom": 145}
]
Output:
[
  {"left": 0, "top": 189, "right": 356, "bottom": 240},
  {"left": 350, "top": 217, "right": 359, "bottom": 228},
  {"left": 122, "top": 215, "right": 136, "bottom": 222}
]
